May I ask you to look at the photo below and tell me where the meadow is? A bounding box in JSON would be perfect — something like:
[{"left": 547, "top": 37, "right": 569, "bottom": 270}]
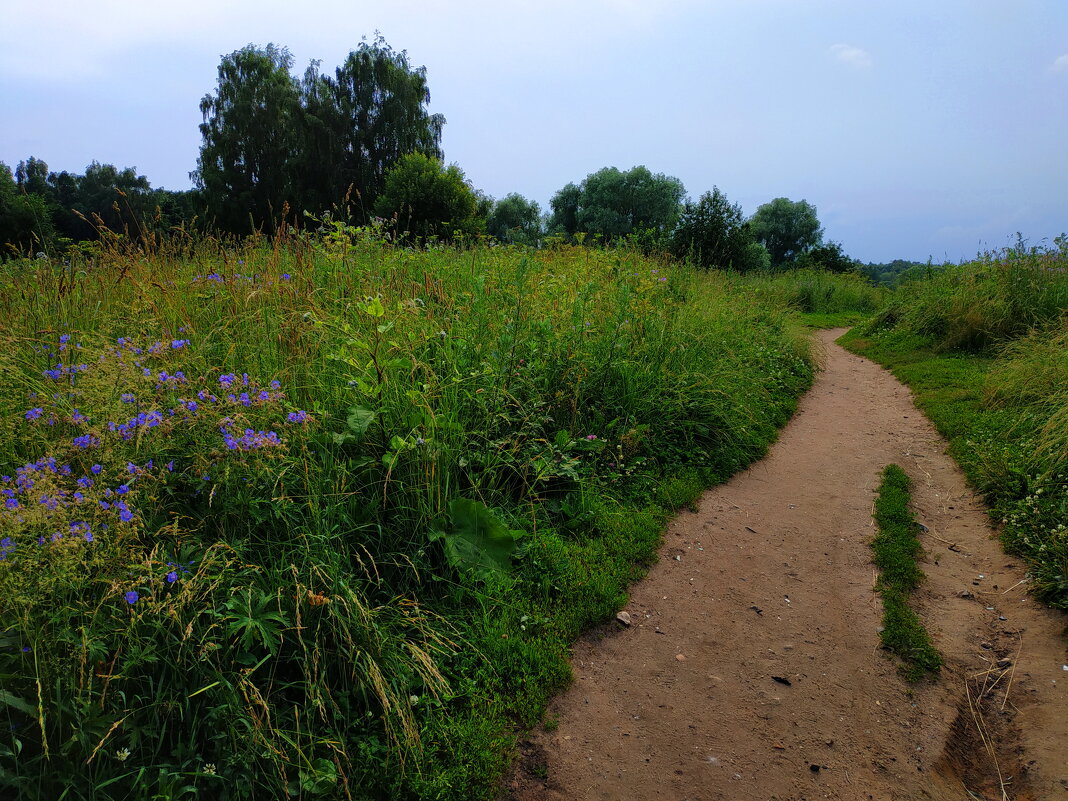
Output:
[
  {"left": 0, "top": 226, "right": 883, "bottom": 800},
  {"left": 843, "top": 239, "right": 1068, "bottom": 611}
]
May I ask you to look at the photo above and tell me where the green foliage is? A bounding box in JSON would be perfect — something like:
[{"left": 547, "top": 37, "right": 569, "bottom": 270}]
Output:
[
  {"left": 429, "top": 498, "right": 524, "bottom": 578},
  {"left": 0, "top": 163, "right": 54, "bottom": 256},
  {"left": 0, "top": 235, "right": 817, "bottom": 799},
  {"left": 669, "top": 187, "right": 765, "bottom": 272},
  {"left": 871, "top": 465, "right": 942, "bottom": 682},
  {"left": 749, "top": 197, "right": 824, "bottom": 268},
  {"left": 548, "top": 165, "right": 685, "bottom": 244},
  {"left": 862, "top": 240, "right": 1068, "bottom": 352},
  {"left": 195, "top": 44, "right": 303, "bottom": 234},
  {"left": 299, "top": 36, "right": 445, "bottom": 220},
  {"left": 486, "top": 193, "right": 542, "bottom": 245},
  {"left": 793, "top": 240, "right": 860, "bottom": 274},
  {"left": 844, "top": 247, "right": 1068, "bottom": 609},
  {"left": 373, "top": 153, "right": 480, "bottom": 243},
  {"left": 739, "top": 268, "right": 886, "bottom": 315},
  {"left": 859, "top": 258, "right": 928, "bottom": 287},
  {"left": 195, "top": 37, "right": 444, "bottom": 234}
]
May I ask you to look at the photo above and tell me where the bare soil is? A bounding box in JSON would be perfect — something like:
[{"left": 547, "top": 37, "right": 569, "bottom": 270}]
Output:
[{"left": 507, "top": 329, "right": 1067, "bottom": 801}]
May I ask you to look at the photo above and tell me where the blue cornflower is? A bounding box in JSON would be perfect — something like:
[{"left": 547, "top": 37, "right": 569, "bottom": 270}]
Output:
[
  {"left": 166, "top": 571, "right": 178, "bottom": 583},
  {"left": 72, "top": 434, "right": 98, "bottom": 449},
  {"left": 119, "top": 508, "right": 133, "bottom": 522},
  {"left": 170, "top": 339, "right": 189, "bottom": 349},
  {"left": 91, "top": 464, "right": 102, "bottom": 474},
  {"left": 25, "top": 407, "right": 43, "bottom": 420},
  {"left": 77, "top": 477, "right": 93, "bottom": 488},
  {"left": 124, "top": 591, "right": 139, "bottom": 604},
  {"left": 116, "top": 484, "right": 130, "bottom": 495},
  {"left": 281, "top": 273, "right": 291, "bottom": 280},
  {"left": 121, "top": 393, "right": 136, "bottom": 403},
  {"left": 287, "top": 410, "right": 308, "bottom": 423}
]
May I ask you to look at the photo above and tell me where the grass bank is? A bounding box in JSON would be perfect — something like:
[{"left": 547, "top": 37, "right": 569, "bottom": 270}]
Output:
[
  {"left": 842, "top": 242, "right": 1068, "bottom": 612},
  {"left": 0, "top": 230, "right": 842, "bottom": 800},
  {"left": 872, "top": 465, "right": 942, "bottom": 681}
]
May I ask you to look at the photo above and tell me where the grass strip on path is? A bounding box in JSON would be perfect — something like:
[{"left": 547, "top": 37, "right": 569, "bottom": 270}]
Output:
[{"left": 873, "top": 464, "right": 943, "bottom": 682}]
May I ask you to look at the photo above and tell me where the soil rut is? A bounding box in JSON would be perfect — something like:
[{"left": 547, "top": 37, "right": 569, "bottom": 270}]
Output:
[{"left": 508, "top": 329, "right": 1067, "bottom": 801}]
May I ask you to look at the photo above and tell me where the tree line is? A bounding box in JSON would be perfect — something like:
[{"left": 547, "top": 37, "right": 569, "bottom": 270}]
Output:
[{"left": 1, "top": 36, "right": 860, "bottom": 272}]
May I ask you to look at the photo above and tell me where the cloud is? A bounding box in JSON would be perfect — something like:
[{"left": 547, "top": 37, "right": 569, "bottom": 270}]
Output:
[
  {"left": 829, "top": 43, "right": 872, "bottom": 70},
  {"left": 1052, "top": 54, "right": 1068, "bottom": 73}
]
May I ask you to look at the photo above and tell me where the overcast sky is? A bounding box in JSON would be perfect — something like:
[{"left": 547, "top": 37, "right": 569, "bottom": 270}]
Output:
[{"left": 2, "top": 0, "right": 1066, "bottom": 263}]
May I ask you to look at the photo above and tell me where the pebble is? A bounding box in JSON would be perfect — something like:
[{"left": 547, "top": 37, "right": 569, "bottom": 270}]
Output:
[{"left": 616, "top": 611, "right": 632, "bottom": 626}]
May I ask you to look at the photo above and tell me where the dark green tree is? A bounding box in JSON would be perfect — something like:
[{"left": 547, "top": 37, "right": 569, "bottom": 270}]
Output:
[
  {"left": 794, "top": 241, "right": 860, "bottom": 274},
  {"left": 670, "top": 187, "right": 767, "bottom": 271},
  {"left": 486, "top": 193, "right": 542, "bottom": 245},
  {"left": 748, "top": 197, "right": 824, "bottom": 267},
  {"left": 548, "top": 166, "right": 685, "bottom": 243},
  {"left": 0, "top": 162, "right": 55, "bottom": 255},
  {"left": 302, "top": 37, "right": 444, "bottom": 219},
  {"left": 193, "top": 44, "right": 303, "bottom": 233},
  {"left": 373, "top": 153, "right": 479, "bottom": 243}
]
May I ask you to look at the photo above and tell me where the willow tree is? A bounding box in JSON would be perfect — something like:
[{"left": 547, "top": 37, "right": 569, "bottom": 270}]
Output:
[
  {"left": 194, "top": 44, "right": 302, "bottom": 233},
  {"left": 194, "top": 37, "right": 445, "bottom": 233},
  {"left": 306, "top": 37, "right": 445, "bottom": 220}
]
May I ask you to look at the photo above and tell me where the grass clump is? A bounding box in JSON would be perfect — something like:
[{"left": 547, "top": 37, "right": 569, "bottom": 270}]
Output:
[
  {"left": 872, "top": 465, "right": 942, "bottom": 682},
  {"left": 844, "top": 242, "right": 1068, "bottom": 611},
  {"left": 0, "top": 230, "right": 816, "bottom": 800}
]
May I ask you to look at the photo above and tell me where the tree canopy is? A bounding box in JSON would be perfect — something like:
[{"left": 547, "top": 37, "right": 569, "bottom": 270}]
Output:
[
  {"left": 548, "top": 166, "right": 685, "bottom": 243},
  {"left": 194, "top": 38, "right": 444, "bottom": 234},
  {"left": 373, "top": 153, "right": 479, "bottom": 243},
  {"left": 670, "top": 187, "right": 767, "bottom": 271},
  {"left": 486, "top": 193, "right": 542, "bottom": 245},
  {"left": 748, "top": 197, "right": 824, "bottom": 267}
]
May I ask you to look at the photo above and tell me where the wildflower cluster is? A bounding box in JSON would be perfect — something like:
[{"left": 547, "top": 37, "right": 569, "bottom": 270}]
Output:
[{"left": 5, "top": 332, "right": 314, "bottom": 600}]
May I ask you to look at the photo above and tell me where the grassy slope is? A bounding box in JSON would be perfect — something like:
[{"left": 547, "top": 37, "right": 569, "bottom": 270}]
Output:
[{"left": 3, "top": 240, "right": 878, "bottom": 800}]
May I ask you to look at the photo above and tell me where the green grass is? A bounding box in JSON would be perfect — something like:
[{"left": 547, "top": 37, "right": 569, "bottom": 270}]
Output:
[
  {"left": 871, "top": 465, "right": 942, "bottom": 682},
  {"left": 842, "top": 243, "right": 1068, "bottom": 612},
  {"left": 0, "top": 232, "right": 824, "bottom": 800}
]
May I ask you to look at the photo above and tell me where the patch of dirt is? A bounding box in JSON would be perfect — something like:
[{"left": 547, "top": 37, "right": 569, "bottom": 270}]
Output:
[{"left": 504, "top": 329, "right": 1067, "bottom": 801}]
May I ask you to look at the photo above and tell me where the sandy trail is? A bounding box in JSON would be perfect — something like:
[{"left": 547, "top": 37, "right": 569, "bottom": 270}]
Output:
[{"left": 509, "top": 329, "right": 1067, "bottom": 801}]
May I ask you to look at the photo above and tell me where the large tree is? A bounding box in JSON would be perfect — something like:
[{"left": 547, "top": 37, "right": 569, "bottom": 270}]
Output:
[
  {"left": 194, "top": 44, "right": 303, "bottom": 234},
  {"left": 194, "top": 38, "right": 445, "bottom": 233},
  {"left": 0, "top": 162, "right": 54, "bottom": 255},
  {"left": 548, "top": 166, "right": 685, "bottom": 243},
  {"left": 748, "top": 197, "right": 824, "bottom": 268},
  {"left": 486, "top": 193, "right": 542, "bottom": 245},
  {"left": 305, "top": 37, "right": 445, "bottom": 219},
  {"left": 670, "top": 187, "right": 767, "bottom": 271},
  {"left": 373, "top": 153, "right": 479, "bottom": 243}
]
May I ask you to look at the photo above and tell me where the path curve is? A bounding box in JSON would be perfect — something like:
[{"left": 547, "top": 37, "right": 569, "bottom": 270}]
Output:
[{"left": 509, "top": 329, "right": 1067, "bottom": 801}]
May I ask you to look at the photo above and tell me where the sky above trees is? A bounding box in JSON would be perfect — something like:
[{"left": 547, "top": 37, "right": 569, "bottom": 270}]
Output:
[{"left": 2, "top": 0, "right": 1066, "bottom": 263}]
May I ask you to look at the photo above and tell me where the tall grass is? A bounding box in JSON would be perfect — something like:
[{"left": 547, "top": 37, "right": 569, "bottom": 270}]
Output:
[
  {"left": 0, "top": 229, "right": 820, "bottom": 799},
  {"left": 863, "top": 241, "right": 1068, "bottom": 351},
  {"left": 738, "top": 268, "right": 886, "bottom": 316}
]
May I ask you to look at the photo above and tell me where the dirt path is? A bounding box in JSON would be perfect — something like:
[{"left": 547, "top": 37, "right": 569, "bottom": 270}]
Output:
[{"left": 509, "top": 329, "right": 1067, "bottom": 801}]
